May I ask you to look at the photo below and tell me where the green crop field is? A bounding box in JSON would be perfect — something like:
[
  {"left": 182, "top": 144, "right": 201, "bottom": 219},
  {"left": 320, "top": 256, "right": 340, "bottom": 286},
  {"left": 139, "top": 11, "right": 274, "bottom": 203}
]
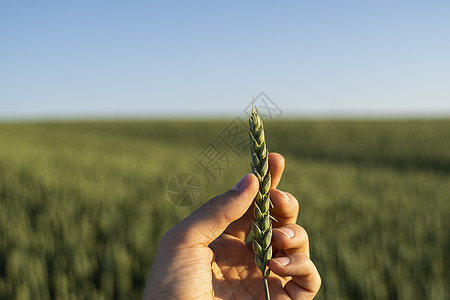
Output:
[{"left": 0, "top": 119, "right": 449, "bottom": 299}]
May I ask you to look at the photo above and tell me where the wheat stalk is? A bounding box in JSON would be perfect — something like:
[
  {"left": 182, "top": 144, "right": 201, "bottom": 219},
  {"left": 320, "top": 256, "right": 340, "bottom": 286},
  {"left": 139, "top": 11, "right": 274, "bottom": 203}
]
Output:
[{"left": 249, "top": 102, "right": 273, "bottom": 300}]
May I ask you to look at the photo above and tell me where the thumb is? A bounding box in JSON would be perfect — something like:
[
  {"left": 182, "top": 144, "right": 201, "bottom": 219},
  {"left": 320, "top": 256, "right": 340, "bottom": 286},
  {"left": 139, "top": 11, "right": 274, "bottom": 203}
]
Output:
[{"left": 169, "top": 173, "right": 258, "bottom": 247}]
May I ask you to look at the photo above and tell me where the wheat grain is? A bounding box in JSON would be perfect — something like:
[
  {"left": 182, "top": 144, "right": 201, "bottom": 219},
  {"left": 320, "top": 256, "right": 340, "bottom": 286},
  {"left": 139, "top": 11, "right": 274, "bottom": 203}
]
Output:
[{"left": 249, "top": 103, "right": 273, "bottom": 300}]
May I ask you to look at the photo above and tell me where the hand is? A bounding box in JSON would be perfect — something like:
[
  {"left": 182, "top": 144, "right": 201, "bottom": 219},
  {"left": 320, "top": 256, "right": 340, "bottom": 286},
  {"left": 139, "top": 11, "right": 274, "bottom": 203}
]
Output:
[{"left": 143, "top": 153, "right": 321, "bottom": 299}]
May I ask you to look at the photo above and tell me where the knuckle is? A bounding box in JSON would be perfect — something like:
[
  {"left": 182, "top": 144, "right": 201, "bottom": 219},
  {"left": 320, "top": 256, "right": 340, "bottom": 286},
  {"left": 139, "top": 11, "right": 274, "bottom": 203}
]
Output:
[
  {"left": 285, "top": 191, "right": 299, "bottom": 210},
  {"left": 160, "top": 226, "right": 186, "bottom": 245},
  {"left": 293, "top": 224, "right": 309, "bottom": 244},
  {"left": 315, "top": 272, "right": 322, "bottom": 292},
  {"left": 291, "top": 252, "right": 310, "bottom": 266}
]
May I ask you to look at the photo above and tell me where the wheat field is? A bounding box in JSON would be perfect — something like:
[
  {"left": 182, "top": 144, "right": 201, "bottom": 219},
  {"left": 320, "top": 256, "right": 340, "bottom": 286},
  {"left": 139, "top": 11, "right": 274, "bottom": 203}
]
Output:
[{"left": 0, "top": 119, "right": 449, "bottom": 299}]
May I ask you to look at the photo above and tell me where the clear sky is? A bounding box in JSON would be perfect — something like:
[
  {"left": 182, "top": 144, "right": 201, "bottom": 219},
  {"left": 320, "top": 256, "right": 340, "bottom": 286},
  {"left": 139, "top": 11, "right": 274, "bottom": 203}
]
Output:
[{"left": 1, "top": 1, "right": 449, "bottom": 119}]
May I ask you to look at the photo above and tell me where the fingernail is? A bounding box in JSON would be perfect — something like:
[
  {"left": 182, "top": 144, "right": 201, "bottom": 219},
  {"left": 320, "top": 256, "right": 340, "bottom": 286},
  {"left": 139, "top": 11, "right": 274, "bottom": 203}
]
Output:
[
  {"left": 232, "top": 173, "right": 252, "bottom": 192},
  {"left": 272, "top": 256, "right": 291, "bottom": 266},
  {"left": 277, "top": 227, "right": 295, "bottom": 239}
]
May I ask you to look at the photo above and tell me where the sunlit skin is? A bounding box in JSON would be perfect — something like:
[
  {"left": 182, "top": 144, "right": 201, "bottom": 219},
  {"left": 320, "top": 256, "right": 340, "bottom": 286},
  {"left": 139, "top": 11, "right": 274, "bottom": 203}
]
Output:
[{"left": 144, "top": 153, "right": 321, "bottom": 299}]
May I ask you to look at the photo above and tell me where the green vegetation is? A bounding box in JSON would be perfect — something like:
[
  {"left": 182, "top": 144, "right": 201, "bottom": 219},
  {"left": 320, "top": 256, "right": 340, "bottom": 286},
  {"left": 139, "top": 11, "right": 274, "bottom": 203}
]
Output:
[{"left": 0, "top": 119, "right": 449, "bottom": 299}]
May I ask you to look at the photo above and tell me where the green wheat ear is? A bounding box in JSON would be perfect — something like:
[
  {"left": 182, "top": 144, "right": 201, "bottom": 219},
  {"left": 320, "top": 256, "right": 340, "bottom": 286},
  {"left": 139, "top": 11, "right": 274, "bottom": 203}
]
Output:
[{"left": 249, "top": 101, "right": 273, "bottom": 300}]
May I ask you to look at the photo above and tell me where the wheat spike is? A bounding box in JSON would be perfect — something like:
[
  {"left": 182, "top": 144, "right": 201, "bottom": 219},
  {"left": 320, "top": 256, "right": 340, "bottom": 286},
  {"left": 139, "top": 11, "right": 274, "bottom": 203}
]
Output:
[{"left": 249, "top": 102, "right": 273, "bottom": 300}]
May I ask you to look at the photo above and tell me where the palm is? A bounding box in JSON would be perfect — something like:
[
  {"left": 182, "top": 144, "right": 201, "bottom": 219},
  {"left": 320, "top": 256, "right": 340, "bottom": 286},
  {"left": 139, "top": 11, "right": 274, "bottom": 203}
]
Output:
[{"left": 210, "top": 233, "right": 287, "bottom": 300}]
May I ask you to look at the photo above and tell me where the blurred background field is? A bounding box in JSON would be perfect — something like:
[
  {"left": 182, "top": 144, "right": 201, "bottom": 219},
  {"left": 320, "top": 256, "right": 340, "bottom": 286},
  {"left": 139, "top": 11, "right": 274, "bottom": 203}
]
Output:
[{"left": 0, "top": 119, "right": 449, "bottom": 299}]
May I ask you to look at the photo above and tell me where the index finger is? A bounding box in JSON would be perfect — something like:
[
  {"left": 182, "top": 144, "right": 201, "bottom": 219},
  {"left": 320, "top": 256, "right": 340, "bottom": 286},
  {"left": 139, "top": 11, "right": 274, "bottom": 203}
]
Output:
[{"left": 268, "top": 152, "right": 285, "bottom": 189}]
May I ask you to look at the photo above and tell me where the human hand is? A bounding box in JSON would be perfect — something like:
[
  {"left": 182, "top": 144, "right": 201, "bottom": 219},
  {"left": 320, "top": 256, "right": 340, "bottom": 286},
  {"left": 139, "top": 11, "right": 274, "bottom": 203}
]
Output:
[{"left": 143, "top": 153, "right": 321, "bottom": 299}]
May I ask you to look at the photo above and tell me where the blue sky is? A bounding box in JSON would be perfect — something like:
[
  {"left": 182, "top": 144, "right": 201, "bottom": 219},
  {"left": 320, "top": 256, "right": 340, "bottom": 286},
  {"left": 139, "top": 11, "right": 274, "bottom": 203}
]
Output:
[{"left": 1, "top": 1, "right": 449, "bottom": 119}]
